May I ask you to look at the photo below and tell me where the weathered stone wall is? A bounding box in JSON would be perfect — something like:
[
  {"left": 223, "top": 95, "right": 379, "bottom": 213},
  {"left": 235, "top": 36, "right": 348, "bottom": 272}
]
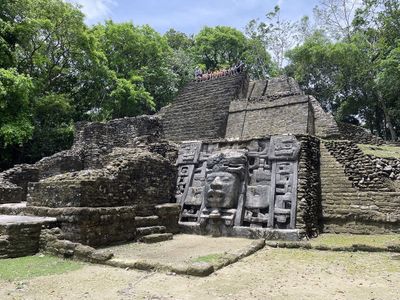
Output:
[
  {"left": 155, "top": 204, "right": 181, "bottom": 234},
  {"left": 320, "top": 143, "right": 400, "bottom": 234},
  {"left": 0, "top": 116, "right": 169, "bottom": 205},
  {"left": 296, "top": 135, "right": 322, "bottom": 237},
  {"left": 309, "top": 96, "right": 340, "bottom": 138},
  {"left": 0, "top": 216, "right": 56, "bottom": 258},
  {"left": 28, "top": 149, "right": 177, "bottom": 209},
  {"left": 225, "top": 77, "right": 313, "bottom": 140},
  {"left": 323, "top": 140, "right": 394, "bottom": 191},
  {"left": 1, "top": 115, "right": 179, "bottom": 247},
  {"left": 226, "top": 96, "right": 311, "bottom": 139},
  {"left": 338, "top": 122, "right": 385, "bottom": 145},
  {"left": 35, "top": 151, "right": 83, "bottom": 180},
  {"left": 0, "top": 206, "right": 136, "bottom": 247},
  {"left": 0, "top": 165, "right": 39, "bottom": 204},
  {"left": 245, "top": 77, "right": 302, "bottom": 99},
  {"left": 0, "top": 223, "right": 42, "bottom": 258},
  {"left": 74, "top": 116, "right": 163, "bottom": 169},
  {"left": 161, "top": 73, "right": 248, "bottom": 141},
  {"left": 39, "top": 228, "right": 113, "bottom": 262}
]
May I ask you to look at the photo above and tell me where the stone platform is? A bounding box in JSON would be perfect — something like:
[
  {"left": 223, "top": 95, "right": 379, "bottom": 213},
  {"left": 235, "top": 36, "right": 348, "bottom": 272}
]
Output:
[
  {"left": 0, "top": 215, "right": 57, "bottom": 258},
  {"left": 100, "top": 234, "right": 265, "bottom": 277},
  {"left": 179, "top": 222, "right": 302, "bottom": 240},
  {"left": 0, "top": 215, "right": 56, "bottom": 225}
]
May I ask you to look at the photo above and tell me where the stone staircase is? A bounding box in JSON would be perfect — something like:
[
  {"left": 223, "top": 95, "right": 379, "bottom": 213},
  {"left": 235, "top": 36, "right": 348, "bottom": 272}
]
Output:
[
  {"left": 135, "top": 215, "right": 173, "bottom": 243},
  {"left": 161, "top": 73, "right": 247, "bottom": 141},
  {"left": 320, "top": 142, "right": 400, "bottom": 234}
]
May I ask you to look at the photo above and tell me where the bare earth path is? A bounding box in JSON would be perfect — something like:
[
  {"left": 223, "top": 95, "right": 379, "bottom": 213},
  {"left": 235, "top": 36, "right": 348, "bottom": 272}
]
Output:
[{"left": 1, "top": 247, "right": 399, "bottom": 300}]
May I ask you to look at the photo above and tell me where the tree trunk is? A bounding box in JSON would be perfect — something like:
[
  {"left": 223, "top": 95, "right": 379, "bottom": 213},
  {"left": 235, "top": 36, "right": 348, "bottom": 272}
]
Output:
[{"left": 378, "top": 91, "right": 397, "bottom": 141}]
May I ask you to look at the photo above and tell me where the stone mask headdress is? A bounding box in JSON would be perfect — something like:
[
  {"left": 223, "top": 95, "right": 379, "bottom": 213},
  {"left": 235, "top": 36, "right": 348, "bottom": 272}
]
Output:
[{"left": 206, "top": 150, "right": 247, "bottom": 180}]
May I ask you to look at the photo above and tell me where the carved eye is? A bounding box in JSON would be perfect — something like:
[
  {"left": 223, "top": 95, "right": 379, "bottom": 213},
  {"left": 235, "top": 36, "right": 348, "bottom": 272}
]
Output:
[{"left": 206, "top": 177, "right": 215, "bottom": 183}]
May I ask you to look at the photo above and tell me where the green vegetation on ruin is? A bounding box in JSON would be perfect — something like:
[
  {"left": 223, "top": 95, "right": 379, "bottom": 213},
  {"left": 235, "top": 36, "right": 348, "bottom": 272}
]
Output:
[
  {"left": 190, "top": 253, "right": 226, "bottom": 264},
  {"left": 357, "top": 144, "right": 400, "bottom": 159},
  {"left": 1, "top": 0, "right": 400, "bottom": 170},
  {"left": 0, "top": 255, "right": 83, "bottom": 281}
]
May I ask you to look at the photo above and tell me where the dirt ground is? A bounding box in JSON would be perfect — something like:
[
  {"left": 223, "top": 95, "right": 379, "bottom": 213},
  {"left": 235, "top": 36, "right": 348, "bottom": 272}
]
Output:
[
  {"left": 1, "top": 246, "right": 399, "bottom": 300},
  {"left": 99, "top": 234, "right": 255, "bottom": 265}
]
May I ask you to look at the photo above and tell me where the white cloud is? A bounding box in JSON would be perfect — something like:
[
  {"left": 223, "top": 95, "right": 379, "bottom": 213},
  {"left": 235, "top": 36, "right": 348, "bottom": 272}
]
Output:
[{"left": 67, "top": 0, "right": 116, "bottom": 20}]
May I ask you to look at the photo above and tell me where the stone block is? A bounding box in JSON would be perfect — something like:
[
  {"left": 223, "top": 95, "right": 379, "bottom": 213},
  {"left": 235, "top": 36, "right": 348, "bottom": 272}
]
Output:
[
  {"left": 139, "top": 233, "right": 173, "bottom": 243},
  {"left": 187, "top": 262, "right": 214, "bottom": 277}
]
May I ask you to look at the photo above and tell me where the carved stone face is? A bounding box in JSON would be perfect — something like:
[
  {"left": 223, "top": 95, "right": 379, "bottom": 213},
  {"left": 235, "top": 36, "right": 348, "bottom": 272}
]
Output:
[{"left": 205, "top": 171, "right": 240, "bottom": 209}]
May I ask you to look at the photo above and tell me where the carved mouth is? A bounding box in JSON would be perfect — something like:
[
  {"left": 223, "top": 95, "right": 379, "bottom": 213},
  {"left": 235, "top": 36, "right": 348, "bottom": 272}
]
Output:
[{"left": 207, "top": 189, "right": 225, "bottom": 200}]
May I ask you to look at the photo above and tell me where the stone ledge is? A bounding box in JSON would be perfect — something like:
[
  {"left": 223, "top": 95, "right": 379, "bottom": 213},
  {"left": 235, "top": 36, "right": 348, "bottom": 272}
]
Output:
[
  {"left": 0, "top": 215, "right": 57, "bottom": 226},
  {"left": 40, "top": 228, "right": 114, "bottom": 263},
  {"left": 103, "top": 239, "right": 265, "bottom": 277},
  {"left": 265, "top": 240, "right": 400, "bottom": 253},
  {"left": 179, "top": 223, "right": 303, "bottom": 241},
  {"left": 139, "top": 233, "right": 173, "bottom": 243}
]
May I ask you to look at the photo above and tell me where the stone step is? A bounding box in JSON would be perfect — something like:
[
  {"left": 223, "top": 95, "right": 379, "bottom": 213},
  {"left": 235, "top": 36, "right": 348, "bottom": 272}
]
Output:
[
  {"left": 135, "top": 216, "right": 159, "bottom": 227},
  {"left": 321, "top": 177, "right": 352, "bottom": 181},
  {"left": 321, "top": 177, "right": 351, "bottom": 181},
  {"left": 321, "top": 184, "right": 354, "bottom": 188},
  {"left": 136, "top": 226, "right": 166, "bottom": 237},
  {"left": 320, "top": 164, "right": 346, "bottom": 168},
  {"left": 321, "top": 176, "right": 350, "bottom": 180},
  {"left": 321, "top": 191, "right": 400, "bottom": 196},
  {"left": 322, "top": 196, "right": 400, "bottom": 202},
  {"left": 139, "top": 233, "right": 173, "bottom": 244},
  {"left": 322, "top": 191, "right": 356, "bottom": 194},
  {"left": 321, "top": 176, "right": 352, "bottom": 180},
  {"left": 322, "top": 199, "right": 400, "bottom": 206}
]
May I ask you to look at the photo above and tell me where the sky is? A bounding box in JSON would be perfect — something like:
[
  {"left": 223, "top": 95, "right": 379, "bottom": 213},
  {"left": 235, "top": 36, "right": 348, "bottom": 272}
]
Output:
[{"left": 67, "top": 0, "right": 320, "bottom": 34}]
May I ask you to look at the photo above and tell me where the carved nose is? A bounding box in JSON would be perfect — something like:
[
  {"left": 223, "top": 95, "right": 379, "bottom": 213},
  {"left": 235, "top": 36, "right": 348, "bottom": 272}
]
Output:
[{"left": 210, "top": 176, "right": 223, "bottom": 189}]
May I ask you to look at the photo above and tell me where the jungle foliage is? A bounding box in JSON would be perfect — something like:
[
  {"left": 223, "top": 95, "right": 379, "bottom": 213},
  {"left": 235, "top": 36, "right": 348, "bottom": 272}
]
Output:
[{"left": 0, "top": 0, "right": 399, "bottom": 169}]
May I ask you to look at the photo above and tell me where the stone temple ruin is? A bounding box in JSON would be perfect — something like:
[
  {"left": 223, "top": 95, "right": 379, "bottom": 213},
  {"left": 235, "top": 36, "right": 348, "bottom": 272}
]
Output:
[{"left": 1, "top": 73, "right": 399, "bottom": 260}]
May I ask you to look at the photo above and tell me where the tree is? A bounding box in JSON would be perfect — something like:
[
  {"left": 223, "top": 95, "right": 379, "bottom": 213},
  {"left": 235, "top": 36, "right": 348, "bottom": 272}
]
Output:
[
  {"left": 24, "top": 93, "right": 74, "bottom": 162},
  {"left": 313, "top": 0, "right": 361, "bottom": 40},
  {"left": 93, "top": 21, "right": 179, "bottom": 111},
  {"left": 286, "top": 32, "right": 369, "bottom": 114},
  {"left": 246, "top": 6, "right": 298, "bottom": 70},
  {"left": 285, "top": 0, "right": 400, "bottom": 141},
  {"left": 0, "top": 68, "right": 33, "bottom": 147},
  {"left": 0, "top": 68, "right": 33, "bottom": 169},
  {"left": 376, "top": 46, "right": 400, "bottom": 140},
  {"left": 164, "top": 29, "right": 194, "bottom": 51},
  {"left": 242, "top": 38, "right": 276, "bottom": 79},
  {"left": 194, "top": 26, "right": 247, "bottom": 70},
  {"left": 352, "top": 0, "right": 400, "bottom": 140}
]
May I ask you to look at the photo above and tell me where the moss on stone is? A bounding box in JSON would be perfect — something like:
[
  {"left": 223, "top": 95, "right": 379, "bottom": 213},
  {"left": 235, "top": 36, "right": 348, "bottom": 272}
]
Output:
[{"left": 190, "top": 253, "right": 226, "bottom": 264}]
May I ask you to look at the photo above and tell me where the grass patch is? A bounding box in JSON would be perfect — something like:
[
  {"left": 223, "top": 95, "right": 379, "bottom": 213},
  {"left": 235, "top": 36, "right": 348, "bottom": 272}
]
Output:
[
  {"left": 358, "top": 144, "right": 400, "bottom": 159},
  {"left": 310, "top": 234, "right": 400, "bottom": 248},
  {"left": 191, "top": 253, "right": 226, "bottom": 264},
  {"left": 0, "top": 255, "right": 83, "bottom": 281}
]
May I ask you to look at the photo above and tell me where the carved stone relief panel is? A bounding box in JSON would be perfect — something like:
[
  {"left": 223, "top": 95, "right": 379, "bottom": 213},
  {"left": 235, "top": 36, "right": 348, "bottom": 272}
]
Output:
[{"left": 175, "top": 136, "right": 300, "bottom": 231}]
